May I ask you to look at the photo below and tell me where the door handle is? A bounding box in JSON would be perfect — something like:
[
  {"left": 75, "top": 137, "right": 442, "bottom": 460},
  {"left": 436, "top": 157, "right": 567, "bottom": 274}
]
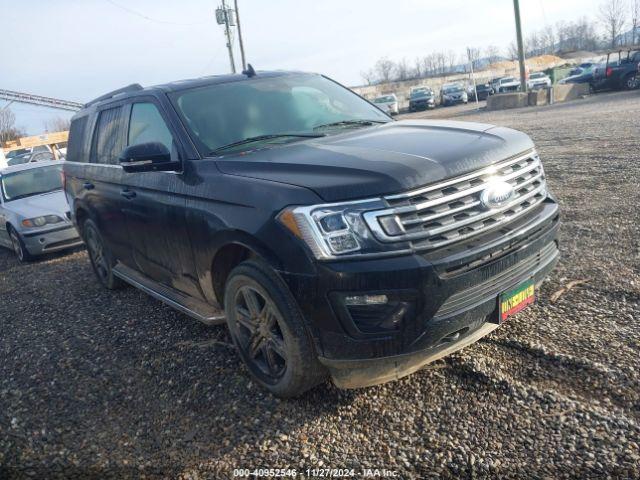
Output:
[
  {"left": 83, "top": 182, "right": 95, "bottom": 190},
  {"left": 120, "top": 189, "right": 136, "bottom": 199}
]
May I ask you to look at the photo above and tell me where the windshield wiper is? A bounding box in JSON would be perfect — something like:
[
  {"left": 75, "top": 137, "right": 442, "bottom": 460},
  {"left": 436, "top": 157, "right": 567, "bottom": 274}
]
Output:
[
  {"left": 313, "top": 119, "right": 387, "bottom": 131},
  {"left": 210, "top": 133, "right": 325, "bottom": 156}
]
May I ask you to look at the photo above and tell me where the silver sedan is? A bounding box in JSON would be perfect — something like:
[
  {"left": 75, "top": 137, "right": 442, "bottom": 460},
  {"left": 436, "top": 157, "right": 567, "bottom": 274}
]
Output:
[{"left": 0, "top": 161, "right": 82, "bottom": 262}]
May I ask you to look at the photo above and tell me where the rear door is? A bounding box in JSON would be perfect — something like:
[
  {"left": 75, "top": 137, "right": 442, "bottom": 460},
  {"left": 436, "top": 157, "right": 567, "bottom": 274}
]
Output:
[
  {"left": 118, "top": 99, "right": 204, "bottom": 299},
  {"left": 67, "top": 105, "right": 135, "bottom": 266}
]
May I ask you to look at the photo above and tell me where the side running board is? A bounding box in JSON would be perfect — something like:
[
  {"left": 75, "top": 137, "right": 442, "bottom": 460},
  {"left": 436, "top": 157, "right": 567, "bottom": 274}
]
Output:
[{"left": 112, "top": 263, "right": 226, "bottom": 326}]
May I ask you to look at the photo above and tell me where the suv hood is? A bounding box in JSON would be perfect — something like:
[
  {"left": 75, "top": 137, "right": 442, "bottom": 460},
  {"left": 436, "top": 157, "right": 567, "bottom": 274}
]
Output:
[{"left": 216, "top": 120, "right": 535, "bottom": 202}]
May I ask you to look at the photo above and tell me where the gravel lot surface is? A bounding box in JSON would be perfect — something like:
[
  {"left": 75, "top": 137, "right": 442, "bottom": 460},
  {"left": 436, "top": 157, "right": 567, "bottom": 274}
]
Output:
[{"left": 1, "top": 91, "right": 639, "bottom": 479}]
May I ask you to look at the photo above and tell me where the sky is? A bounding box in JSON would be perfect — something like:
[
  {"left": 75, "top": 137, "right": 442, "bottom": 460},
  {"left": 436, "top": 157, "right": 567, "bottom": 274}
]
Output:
[{"left": 1, "top": 0, "right": 603, "bottom": 134}]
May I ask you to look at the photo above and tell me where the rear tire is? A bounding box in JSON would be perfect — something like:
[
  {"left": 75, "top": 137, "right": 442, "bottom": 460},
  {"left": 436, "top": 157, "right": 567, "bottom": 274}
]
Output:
[
  {"left": 82, "top": 219, "right": 124, "bottom": 290},
  {"left": 8, "top": 227, "right": 33, "bottom": 263},
  {"left": 224, "top": 259, "right": 326, "bottom": 397}
]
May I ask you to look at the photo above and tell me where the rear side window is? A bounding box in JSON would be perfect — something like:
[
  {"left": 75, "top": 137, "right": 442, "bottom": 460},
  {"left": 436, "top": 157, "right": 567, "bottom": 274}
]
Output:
[
  {"left": 66, "top": 116, "right": 88, "bottom": 163},
  {"left": 128, "top": 103, "right": 173, "bottom": 150},
  {"left": 91, "top": 106, "right": 125, "bottom": 164}
]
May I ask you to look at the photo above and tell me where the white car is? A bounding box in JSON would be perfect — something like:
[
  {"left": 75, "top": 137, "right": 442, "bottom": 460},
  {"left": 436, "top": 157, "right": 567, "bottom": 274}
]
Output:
[
  {"left": 496, "top": 77, "right": 521, "bottom": 93},
  {"left": 0, "top": 161, "right": 82, "bottom": 261},
  {"left": 527, "top": 72, "right": 552, "bottom": 90},
  {"left": 372, "top": 94, "right": 399, "bottom": 115}
]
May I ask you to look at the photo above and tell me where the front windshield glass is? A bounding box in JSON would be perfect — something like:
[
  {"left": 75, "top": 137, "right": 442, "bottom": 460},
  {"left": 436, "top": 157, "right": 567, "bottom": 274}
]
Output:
[
  {"left": 6, "top": 149, "right": 29, "bottom": 159},
  {"left": 411, "top": 88, "right": 431, "bottom": 97},
  {"left": 501, "top": 78, "right": 515, "bottom": 83},
  {"left": 172, "top": 74, "right": 391, "bottom": 155},
  {"left": 374, "top": 95, "right": 394, "bottom": 103},
  {"left": 530, "top": 73, "right": 544, "bottom": 79},
  {"left": 443, "top": 85, "right": 463, "bottom": 94},
  {"left": 1, "top": 165, "right": 62, "bottom": 202}
]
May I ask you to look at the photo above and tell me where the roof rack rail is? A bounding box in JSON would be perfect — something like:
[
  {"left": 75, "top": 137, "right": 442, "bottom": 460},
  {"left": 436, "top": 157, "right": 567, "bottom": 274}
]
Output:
[{"left": 85, "top": 83, "right": 143, "bottom": 107}]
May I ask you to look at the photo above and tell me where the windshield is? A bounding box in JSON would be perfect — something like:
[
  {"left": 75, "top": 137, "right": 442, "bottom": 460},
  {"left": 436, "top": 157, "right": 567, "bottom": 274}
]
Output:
[
  {"left": 172, "top": 74, "right": 390, "bottom": 155},
  {"left": 530, "top": 73, "right": 545, "bottom": 79},
  {"left": 374, "top": 95, "right": 395, "bottom": 103},
  {"left": 6, "top": 149, "right": 29, "bottom": 159},
  {"left": 501, "top": 78, "right": 515, "bottom": 84},
  {"left": 411, "top": 88, "right": 431, "bottom": 97},
  {"left": 1, "top": 165, "right": 62, "bottom": 201},
  {"left": 443, "top": 85, "right": 463, "bottom": 94}
]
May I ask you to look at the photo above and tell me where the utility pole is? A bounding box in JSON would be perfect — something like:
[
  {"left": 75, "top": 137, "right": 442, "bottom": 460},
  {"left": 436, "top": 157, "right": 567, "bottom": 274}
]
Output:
[
  {"left": 513, "top": 0, "right": 527, "bottom": 92},
  {"left": 467, "top": 48, "right": 480, "bottom": 109},
  {"left": 220, "top": 0, "right": 236, "bottom": 73},
  {"left": 234, "top": 0, "right": 247, "bottom": 70}
]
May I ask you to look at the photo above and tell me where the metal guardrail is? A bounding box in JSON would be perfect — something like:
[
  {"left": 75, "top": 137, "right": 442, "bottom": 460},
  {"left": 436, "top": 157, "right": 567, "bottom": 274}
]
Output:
[{"left": 0, "top": 89, "right": 83, "bottom": 112}]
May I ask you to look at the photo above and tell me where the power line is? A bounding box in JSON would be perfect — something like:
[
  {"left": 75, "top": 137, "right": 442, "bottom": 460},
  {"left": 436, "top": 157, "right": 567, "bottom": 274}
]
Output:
[{"left": 103, "top": 0, "right": 208, "bottom": 26}]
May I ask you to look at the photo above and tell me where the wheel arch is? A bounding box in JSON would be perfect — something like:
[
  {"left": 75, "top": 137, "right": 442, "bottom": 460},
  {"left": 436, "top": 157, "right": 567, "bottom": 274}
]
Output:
[{"left": 209, "top": 231, "right": 284, "bottom": 306}]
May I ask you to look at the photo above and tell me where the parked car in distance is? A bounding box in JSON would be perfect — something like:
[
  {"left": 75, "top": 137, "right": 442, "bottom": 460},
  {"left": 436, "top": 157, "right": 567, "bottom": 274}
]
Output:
[
  {"left": 0, "top": 161, "right": 82, "bottom": 262},
  {"left": 592, "top": 50, "right": 640, "bottom": 91},
  {"left": 496, "top": 77, "right": 521, "bottom": 93},
  {"left": 527, "top": 72, "right": 551, "bottom": 90},
  {"left": 65, "top": 71, "right": 559, "bottom": 397},
  {"left": 408, "top": 86, "right": 436, "bottom": 111},
  {"left": 569, "top": 63, "right": 594, "bottom": 76},
  {"left": 559, "top": 67, "right": 594, "bottom": 86},
  {"left": 7, "top": 151, "right": 55, "bottom": 167},
  {"left": 372, "top": 93, "right": 399, "bottom": 115},
  {"left": 489, "top": 77, "right": 504, "bottom": 92},
  {"left": 440, "top": 83, "right": 468, "bottom": 106},
  {"left": 468, "top": 83, "right": 493, "bottom": 101}
]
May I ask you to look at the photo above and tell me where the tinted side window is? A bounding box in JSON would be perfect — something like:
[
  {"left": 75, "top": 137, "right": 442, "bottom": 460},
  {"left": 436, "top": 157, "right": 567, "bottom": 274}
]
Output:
[
  {"left": 128, "top": 103, "right": 173, "bottom": 150},
  {"left": 66, "top": 116, "right": 88, "bottom": 162},
  {"left": 90, "top": 106, "right": 125, "bottom": 165}
]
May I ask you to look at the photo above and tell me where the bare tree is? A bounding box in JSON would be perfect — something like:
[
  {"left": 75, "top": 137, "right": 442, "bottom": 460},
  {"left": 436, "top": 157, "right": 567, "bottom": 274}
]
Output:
[
  {"left": 395, "top": 58, "right": 411, "bottom": 81},
  {"left": 44, "top": 116, "right": 71, "bottom": 132},
  {"left": 484, "top": 45, "right": 501, "bottom": 65},
  {"left": 373, "top": 57, "right": 396, "bottom": 83},
  {"left": 506, "top": 41, "right": 519, "bottom": 61},
  {"left": 0, "top": 108, "right": 24, "bottom": 144},
  {"left": 599, "top": 0, "right": 627, "bottom": 48},
  {"left": 360, "top": 69, "right": 375, "bottom": 86},
  {"left": 466, "top": 47, "right": 482, "bottom": 70},
  {"left": 541, "top": 25, "right": 556, "bottom": 53},
  {"left": 632, "top": 0, "right": 639, "bottom": 45}
]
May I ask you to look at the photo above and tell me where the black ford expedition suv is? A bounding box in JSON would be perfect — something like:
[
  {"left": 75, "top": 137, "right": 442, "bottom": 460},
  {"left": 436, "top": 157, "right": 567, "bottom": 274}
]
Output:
[{"left": 64, "top": 71, "right": 559, "bottom": 397}]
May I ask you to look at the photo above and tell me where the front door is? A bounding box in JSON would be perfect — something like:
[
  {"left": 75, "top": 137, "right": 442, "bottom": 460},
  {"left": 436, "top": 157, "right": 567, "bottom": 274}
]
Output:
[{"left": 118, "top": 100, "right": 204, "bottom": 300}]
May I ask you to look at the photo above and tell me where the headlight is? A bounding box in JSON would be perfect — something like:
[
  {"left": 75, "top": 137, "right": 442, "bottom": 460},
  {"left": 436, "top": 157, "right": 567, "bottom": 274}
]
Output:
[
  {"left": 277, "top": 200, "right": 411, "bottom": 260},
  {"left": 21, "top": 215, "right": 64, "bottom": 228}
]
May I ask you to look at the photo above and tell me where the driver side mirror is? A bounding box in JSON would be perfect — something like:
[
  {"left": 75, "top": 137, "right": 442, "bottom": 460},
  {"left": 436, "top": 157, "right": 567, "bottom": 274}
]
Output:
[{"left": 118, "top": 142, "right": 180, "bottom": 173}]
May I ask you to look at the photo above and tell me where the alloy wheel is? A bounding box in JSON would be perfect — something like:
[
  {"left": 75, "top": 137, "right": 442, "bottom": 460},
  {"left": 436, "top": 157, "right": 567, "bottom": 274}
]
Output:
[
  {"left": 233, "top": 285, "right": 287, "bottom": 382},
  {"left": 10, "top": 230, "right": 24, "bottom": 262},
  {"left": 85, "top": 226, "right": 109, "bottom": 283}
]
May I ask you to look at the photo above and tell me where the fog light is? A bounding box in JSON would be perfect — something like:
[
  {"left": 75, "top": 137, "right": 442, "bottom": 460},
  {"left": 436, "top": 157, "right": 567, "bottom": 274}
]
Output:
[
  {"left": 326, "top": 232, "right": 359, "bottom": 254},
  {"left": 344, "top": 294, "right": 388, "bottom": 306}
]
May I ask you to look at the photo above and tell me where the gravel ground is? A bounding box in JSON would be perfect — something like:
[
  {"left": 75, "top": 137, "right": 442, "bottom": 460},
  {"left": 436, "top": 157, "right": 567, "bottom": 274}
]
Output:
[{"left": 1, "top": 91, "right": 639, "bottom": 479}]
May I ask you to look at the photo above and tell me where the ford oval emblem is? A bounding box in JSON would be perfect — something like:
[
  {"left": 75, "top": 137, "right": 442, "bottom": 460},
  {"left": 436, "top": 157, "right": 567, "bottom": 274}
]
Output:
[{"left": 480, "top": 181, "right": 515, "bottom": 209}]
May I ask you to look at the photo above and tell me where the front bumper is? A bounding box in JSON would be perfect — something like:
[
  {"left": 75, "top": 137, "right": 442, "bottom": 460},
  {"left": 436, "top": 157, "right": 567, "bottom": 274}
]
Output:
[
  {"left": 280, "top": 200, "right": 560, "bottom": 388},
  {"left": 409, "top": 99, "right": 435, "bottom": 110},
  {"left": 22, "top": 224, "right": 83, "bottom": 255}
]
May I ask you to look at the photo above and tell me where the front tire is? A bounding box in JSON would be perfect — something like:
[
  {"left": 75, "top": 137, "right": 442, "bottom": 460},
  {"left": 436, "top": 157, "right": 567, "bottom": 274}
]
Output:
[
  {"left": 82, "top": 219, "right": 124, "bottom": 290},
  {"left": 224, "top": 260, "right": 326, "bottom": 397},
  {"left": 624, "top": 74, "right": 638, "bottom": 90},
  {"left": 9, "top": 227, "right": 33, "bottom": 263}
]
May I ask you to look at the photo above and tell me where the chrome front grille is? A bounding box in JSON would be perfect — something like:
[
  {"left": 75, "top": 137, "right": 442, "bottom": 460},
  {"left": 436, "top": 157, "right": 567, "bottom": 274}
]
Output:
[{"left": 364, "top": 150, "right": 547, "bottom": 250}]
